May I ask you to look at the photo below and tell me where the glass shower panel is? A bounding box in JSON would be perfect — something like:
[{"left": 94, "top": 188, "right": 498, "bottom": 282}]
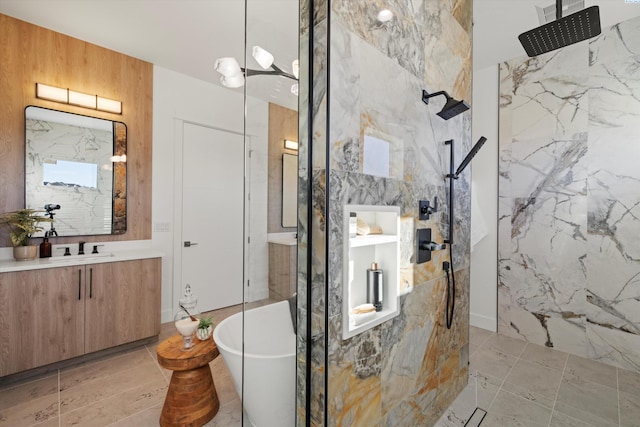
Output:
[{"left": 243, "top": 0, "right": 299, "bottom": 426}]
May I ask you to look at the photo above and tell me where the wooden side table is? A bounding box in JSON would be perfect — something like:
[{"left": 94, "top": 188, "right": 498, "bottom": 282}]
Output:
[{"left": 157, "top": 334, "right": 220, "bottom": 427}]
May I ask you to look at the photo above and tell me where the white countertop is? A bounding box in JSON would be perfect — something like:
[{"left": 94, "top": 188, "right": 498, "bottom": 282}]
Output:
[
  {"left": 0, "top": 245, "right": 162, "bottom": 273},
  {"left": 267, "top": 232, "right": 297, "bottom": 246}
]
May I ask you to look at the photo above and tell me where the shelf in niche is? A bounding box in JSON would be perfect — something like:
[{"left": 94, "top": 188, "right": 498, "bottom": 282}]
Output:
[
  {"left": 347, "top": 307, "right": 396, "bottom": 336},
  {"left": 343, "top": 204, "right": 400, "bottom": 340},
  {"left": 349, "top": 234, "right": 397, "bottom": 248}
]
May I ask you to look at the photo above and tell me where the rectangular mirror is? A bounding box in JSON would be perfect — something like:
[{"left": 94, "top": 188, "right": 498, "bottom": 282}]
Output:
[
  {"left": 25, "top": 106, "right": 127, "bottom": 237},
  {"left": 282, "top": 153, "right": 297, "bottom": 228}
]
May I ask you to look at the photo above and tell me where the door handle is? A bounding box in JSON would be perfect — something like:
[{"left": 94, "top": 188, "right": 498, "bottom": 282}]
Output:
[{"left": 184, "top": 241, "right": 199, "bottom": 247}]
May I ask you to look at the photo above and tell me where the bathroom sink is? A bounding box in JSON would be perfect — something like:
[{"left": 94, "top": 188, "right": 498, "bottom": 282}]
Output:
[
  {"left": 267, "top": 232, "right": 297, "bottom": 246},
  {"left": 48, "top": 252, "right": 114, "bottom": 263},
  {"left": 268, "top": 238, "right": 297, "bottom": 246}
]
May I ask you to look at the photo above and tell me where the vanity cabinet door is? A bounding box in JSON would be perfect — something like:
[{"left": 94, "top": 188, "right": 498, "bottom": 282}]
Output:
[
  {"left": 84, "top": 258, "right": 161, "bottom": 353},
  {"left": 0, "top": 267, "right": 85, "bottom": 376}
]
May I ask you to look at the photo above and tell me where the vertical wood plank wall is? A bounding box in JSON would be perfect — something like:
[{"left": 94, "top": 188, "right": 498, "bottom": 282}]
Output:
[
  {"left": 0, "top": 14, "right": 153, "bottom": 245},
  {"left": 268, "top": 103, "right": 298, "bottom": 233}
]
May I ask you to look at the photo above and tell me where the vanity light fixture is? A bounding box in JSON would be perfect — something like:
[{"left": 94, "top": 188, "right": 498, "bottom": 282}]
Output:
[
  {"left": 284, "top": 139, "right": 299, "bottom": 151},
  {"left": 68, "top": 90, "right": 96, "bottom": 109},
  {"left": 214, "top": 46, "right": 298, "bottom": 95},
  {"left": 97, "top": 97, "right": 122, "bottom": 114},
  {"left": 35, "top": 84, "right": 67, "bottom": 103},
  {"left": 36, "top": 83, "right": 122, "bottom": 114}
]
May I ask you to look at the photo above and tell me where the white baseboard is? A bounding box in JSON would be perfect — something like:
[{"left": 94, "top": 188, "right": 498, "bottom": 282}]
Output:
[{"left": 470, "top": 312, "right": 497, "bottom": 332}]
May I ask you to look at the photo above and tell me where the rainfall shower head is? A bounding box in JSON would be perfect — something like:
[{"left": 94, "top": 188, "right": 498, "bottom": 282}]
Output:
[
  {"left": 422, "top": 89, "right": 470, "bottom": 120},
  {"left": 518, "top": 1, "right": 601, "bottom": 57}
]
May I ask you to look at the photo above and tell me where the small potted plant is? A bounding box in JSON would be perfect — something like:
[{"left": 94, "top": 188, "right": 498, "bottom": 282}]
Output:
[
  {"left": 0, "top": 208, "right": 52, "bottom": 261},
  {"left": 196, "top": 315, "right": 214, "bottom": 340}
]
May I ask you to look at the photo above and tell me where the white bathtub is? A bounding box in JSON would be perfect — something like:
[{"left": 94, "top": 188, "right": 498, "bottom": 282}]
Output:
[{"left": 213, "top": 300, "right": 296, "bottom": 427}]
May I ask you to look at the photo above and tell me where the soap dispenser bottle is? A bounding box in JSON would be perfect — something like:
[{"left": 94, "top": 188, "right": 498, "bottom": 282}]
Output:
[
  {"left": 366, "top": 262, "right": 383, "bottom": 312},
  {"left": 39, "top": 237, "right": 52, "bottom": 258}
]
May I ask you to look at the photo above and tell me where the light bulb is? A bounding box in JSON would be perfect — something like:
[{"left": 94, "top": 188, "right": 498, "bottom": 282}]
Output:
[
  {"left": 214, "top": 57, "right": 242, "bottom": 77},
  {"left": 377, "top": 9, "right": 393, "bottom": 22},
  {"left": 292, "top": 59, "right": 299, "bottom": 79},
  {"left": 221, "top": 74, "right": 245, "bottom": 88},
  {"left": 252, "top": 46, "right": 274, "bottom": 69}
]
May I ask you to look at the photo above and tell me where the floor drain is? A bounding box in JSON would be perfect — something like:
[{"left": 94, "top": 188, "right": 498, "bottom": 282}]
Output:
[{"left": 463, "top": 407, "right": 487, "bottom": 427}]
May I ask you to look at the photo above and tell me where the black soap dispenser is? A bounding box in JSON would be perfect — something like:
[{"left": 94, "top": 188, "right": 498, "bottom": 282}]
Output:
[
  {"left": 366, "top": 262, "right": 383, "bottom": 312},
  {"left": 39, "top": 237, "right": 52, "bottom": 258}
]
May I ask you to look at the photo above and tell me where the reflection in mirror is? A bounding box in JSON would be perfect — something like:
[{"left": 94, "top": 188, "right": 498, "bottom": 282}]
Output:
[
  {"left": 282, "top": 153, "right": 297, "bottom": 227},
  {"left": 25, "top": 106, "right": 127, "bottom": 237}
]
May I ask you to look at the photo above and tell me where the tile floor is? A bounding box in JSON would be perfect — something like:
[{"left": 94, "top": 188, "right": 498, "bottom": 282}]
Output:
[
  {"left": 437, "top": 326, "right": 640, "bottom": 427},
  {"left": 0, "top": 303, "right": 247, "bottom": 427},
  {"left": 2, "top": 317, "right": 640, "bottom": 426}
]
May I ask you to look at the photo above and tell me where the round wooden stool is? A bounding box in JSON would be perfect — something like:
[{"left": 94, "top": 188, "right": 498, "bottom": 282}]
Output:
[{"left": 157, "top": 334, "right": 220, "bottom": 427}]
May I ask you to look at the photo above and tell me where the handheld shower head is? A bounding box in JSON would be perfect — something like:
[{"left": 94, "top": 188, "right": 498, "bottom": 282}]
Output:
[
  {"left": 422, "top": 89, "right": 469, "bottom": 120},
  {"left": 452, "top": 136, "right": 487, "bottom": 179}
]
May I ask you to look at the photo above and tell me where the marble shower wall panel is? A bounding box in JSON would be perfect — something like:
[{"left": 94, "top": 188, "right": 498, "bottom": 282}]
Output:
[
  {"left": 329, "top": 20, "right": 441, "bottom": 182},
  {"left": 323, "top": 0, "right": 473, "bottom": 424},
  {"left": 589, "top": 16, "right": 640, "bottom": 67},
  {"left": 498, "top": 16, "right": 640, "bottom": 373},
  {"left": 296, "top": 0, "right": 331, "bottom": 423},
  {"left": 296, "top": 0, "right": 310, "bottom": 423},
  {"left": 585, "top": 23, "right": 640, "bottom": 370},
  {"left": 331, "top": 0, "right": 425, "bottom": 78},
  {"left": 498, "top": 53, "right": 590, "bottom": 355}
]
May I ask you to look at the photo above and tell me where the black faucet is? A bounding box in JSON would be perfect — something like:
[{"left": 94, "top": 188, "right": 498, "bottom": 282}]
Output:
[{"left": 78, "top": 241, "right": 85, "bottom": 255}]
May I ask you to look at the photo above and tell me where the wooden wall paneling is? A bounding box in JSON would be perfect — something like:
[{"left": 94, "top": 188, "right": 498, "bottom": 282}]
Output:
[
  {"left": 267, "top": 103, "right": 298, "bottom": 233},
  {"left": 0, "top": 14, "right": 153, "bottom": 246}
]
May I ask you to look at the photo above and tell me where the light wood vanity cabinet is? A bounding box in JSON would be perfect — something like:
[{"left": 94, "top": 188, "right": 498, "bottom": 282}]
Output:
[
  {"left": 0, "top": 258, "right": 160, "bottom": 377},
  {"left": 0, "top": 266, "right": 85, "bottom": 376},
  {"left": 84, "top": 259, "right": 161, "bottom": 353}
]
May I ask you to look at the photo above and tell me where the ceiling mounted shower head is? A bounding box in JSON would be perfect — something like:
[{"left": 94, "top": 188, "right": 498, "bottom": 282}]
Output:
[
  {"left": 518, "top": 1, "right": 601, "bottom": 57},
  {"left": 422, "top": 89, "right": 470, "bottom": 120}
]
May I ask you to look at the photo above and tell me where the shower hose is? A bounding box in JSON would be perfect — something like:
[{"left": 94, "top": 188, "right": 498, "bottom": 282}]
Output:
[{"left": 443, "top": 243, "right": 455, "bottom": 330}]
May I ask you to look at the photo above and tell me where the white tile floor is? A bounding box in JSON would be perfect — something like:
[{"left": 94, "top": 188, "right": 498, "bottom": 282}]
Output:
[
  {"left": 436, "top": 326, "right": 640, "bottom": 427},
  {"left": 2, "top": 318, "right": 639, "bottom": 426}
]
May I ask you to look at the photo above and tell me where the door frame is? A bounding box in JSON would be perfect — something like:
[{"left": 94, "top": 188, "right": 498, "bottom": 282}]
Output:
[{"left": 172, "top": 118, "right": 249, "bottom": 313}]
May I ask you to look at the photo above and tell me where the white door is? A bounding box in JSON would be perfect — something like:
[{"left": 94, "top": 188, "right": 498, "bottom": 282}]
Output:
[{"left": 181, "top": 123, "right": 244, "bottom": 312}]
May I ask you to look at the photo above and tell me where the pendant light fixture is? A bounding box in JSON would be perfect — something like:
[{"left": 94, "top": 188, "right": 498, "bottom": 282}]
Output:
[{"left": 214, "top": 46, "right": 299, "bottom": 95}]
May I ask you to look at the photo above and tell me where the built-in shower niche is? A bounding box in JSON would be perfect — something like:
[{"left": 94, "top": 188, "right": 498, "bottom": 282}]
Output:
[{"left": 343, "top": 205, "right": 400, "bottom": 339}]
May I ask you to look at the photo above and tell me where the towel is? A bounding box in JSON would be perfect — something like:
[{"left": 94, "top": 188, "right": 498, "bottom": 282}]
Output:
[{"left": 356, "top": 218, "right": 383, "bottom": 235}]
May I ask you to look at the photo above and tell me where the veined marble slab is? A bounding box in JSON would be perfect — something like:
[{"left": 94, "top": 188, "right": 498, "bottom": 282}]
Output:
[{"left": 499, "top": 16, "right": 640, "bottom": 372}]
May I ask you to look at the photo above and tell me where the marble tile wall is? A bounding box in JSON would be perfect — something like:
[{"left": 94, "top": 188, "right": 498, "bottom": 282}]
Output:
[
  {"left": 498, "top": 16, "right": 640, "bottom": 373},
  {"left": 299, "top": 0, "right": 474, "bottom": 424}
]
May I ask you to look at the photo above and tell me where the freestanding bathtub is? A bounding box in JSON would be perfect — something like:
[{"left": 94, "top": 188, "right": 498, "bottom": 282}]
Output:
[{"left": 213, "top": 300, "right": 296, "bottom": 427}]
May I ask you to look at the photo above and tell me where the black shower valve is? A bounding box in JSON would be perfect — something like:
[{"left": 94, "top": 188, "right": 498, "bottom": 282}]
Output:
[
  {"left": 419, "top": 197, "right": 438, "bottom": 220},
  {"left": 416, "top": 228, "right": 447, "bottom": 264}
]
